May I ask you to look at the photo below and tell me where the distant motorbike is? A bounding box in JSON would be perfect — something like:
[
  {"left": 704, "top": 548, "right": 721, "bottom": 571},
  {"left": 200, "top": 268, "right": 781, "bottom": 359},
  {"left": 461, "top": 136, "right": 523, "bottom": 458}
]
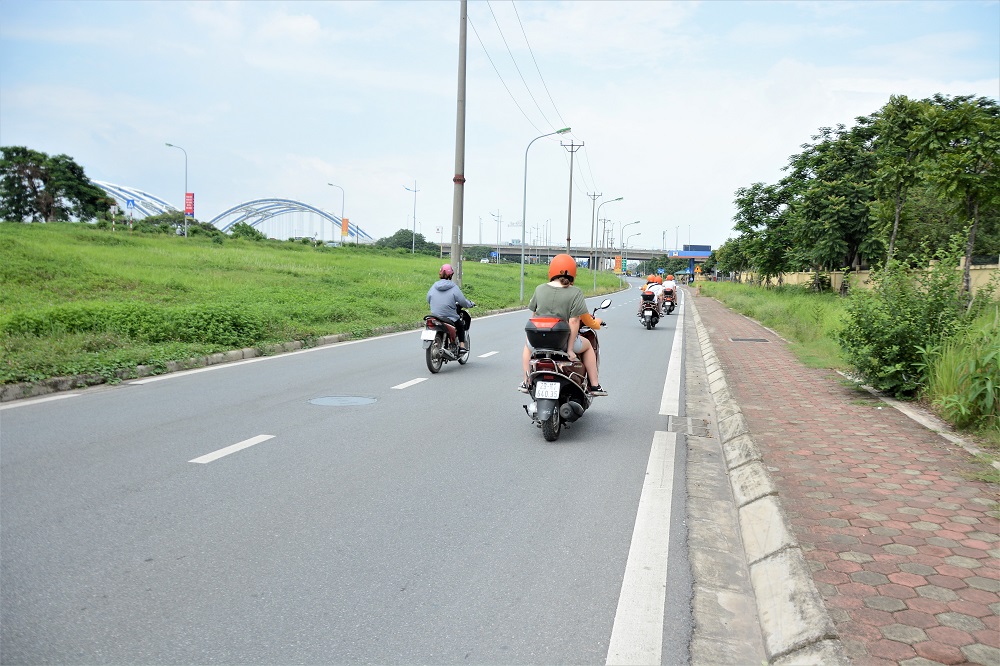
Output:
[
  {"left": 422, "top": 304, "right": 473, "bottom": 373},
  {"left": 638, "top": 290, "right": 659, "bottom": 329},
  {"left": 661, "top": 286, "right": 676, "bottom": 315},
  {"left": 523, "top": 299, "right": 611, "bottom": 442}
]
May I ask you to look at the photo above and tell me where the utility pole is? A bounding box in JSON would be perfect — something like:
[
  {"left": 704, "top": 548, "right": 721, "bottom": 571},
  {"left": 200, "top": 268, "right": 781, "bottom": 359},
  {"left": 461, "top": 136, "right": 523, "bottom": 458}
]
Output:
[
  {"left": 587, "top": 192, "right": 601, "bottom": 279},
  {"left": 450, "top": 0, "right": 467, "bottom": 284},
  {"left": 561, "top": 140, "right": 583, "bottom": 253}
]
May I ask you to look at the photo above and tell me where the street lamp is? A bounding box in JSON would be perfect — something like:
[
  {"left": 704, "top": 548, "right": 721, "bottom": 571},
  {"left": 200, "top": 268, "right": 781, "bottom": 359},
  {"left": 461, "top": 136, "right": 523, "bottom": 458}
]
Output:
[
  {"left": 520, "top": 127, "right": 570, "bottom": 301},
  {"left": 327, "top": 182, "right": 345, "bottom": 244},
  {"left": 625, "top": 231, "right": 641, "bottom": 275},
  {"left": 620, "top": 220, "right": 639, "bottom": 274},
  {"left": 594, "top": 196, "right": 622, "bottom": 291},
  {"left": 405, "top": 181, "right": 419, "bottom": 253},
  {"left": 164, "top": 143, "right": 188, "bottom": 237}
]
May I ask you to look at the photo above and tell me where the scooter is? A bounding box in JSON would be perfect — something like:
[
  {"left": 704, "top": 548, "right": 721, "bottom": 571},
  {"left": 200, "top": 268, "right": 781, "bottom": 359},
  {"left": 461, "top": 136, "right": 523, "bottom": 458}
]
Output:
[
  {"left": 661, "top": 286, "right": 676, "bottom": 315},
  {"left": 421, "top": 304, "right": 473, "bottom": 373},
  {"left": 638, "top": 290, "right": 659, "bottom": 329},
  {"left": 523, "top": 299, "right": 611, "bottom": 442}
]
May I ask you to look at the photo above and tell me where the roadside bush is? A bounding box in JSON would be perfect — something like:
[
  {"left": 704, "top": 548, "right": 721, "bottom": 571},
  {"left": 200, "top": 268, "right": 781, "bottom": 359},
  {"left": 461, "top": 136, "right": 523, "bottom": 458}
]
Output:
[
  {"left": 923, "top": 306, "right": 1000, "bottom": 429},
  {"left": 169, "top": 304, "right": 266, "bottom": 348},
  {"left": 838, "top": 234, "right": 981, "bottom": 397}
]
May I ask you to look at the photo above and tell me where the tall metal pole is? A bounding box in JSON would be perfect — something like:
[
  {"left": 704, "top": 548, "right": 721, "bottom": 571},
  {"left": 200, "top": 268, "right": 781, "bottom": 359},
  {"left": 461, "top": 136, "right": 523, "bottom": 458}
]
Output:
[
  {"left": 593, "top": 197, "right": 622, "bottom": 291},
  {"left": 621, "top": 221, "right": 639, "bottom": 275},
  {"left": 327, "top": 182, "right": 345, "bottom": 244},
  {"left": 450, "top": 0, "right": 467, "bottom": 284},
  {"left": 165, "top": 143, "right": 188, "bottom": 237},
  {"left": 561, "top": 140, "right": 583, "bottom": 253},
  {"left": 586, "top": 192, "right": 601, "bottom": 290},
  {"left": 405, "top": 181, "right": 419, "bottom": 253},
  {"left": 521, "top": 128, "right": 571, "bottom": 301}
]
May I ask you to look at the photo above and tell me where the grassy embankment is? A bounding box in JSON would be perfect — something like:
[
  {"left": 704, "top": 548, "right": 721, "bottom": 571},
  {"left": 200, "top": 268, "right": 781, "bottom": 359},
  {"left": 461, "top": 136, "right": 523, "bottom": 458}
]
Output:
[
  {"left": 0, "top": 223, "right": 622, "bottom": 386},
  {"left": 698, "top": 280, "right": 999, "bottom": 482}
]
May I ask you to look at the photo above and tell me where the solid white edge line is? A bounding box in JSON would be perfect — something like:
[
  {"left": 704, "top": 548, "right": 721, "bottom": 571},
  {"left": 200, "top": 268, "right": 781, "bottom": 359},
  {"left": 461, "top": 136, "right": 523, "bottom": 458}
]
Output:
[
  {"left": 607, "top": 430, "right": 677, "bottom": 665},
  {"left": 0, "top": 393, "right": 80, "bottom": 411},
  {"left": 391, "top": 377, "right": 428, "bottom": 390},
  {"left": 189, "top": 434, "right": 275, "bottom": 464},
  {"left": 659, "top": 301, "right": 684, "bottom": 416}
]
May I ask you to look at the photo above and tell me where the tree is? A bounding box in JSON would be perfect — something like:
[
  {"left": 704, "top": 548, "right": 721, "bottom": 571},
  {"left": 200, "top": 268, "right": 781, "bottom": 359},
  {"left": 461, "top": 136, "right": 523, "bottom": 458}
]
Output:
[
  {"left": 873, "top": 95, "right": 924, "bottom": 261},
  {"left": 913, "top": 94, "right": 1000, "bottom": 296},
  {"left": 732, "top": 182, "right": 794, "bottom": 284},
  {"left": 229, "top": 221, "right": 268, "bottom": 241},
  {"left": 374, "top": 228, "right": 440, "bottom": 255},
  {"left": 784, "top": 122, "right": 883, "bottom": 287},
  {"left": 0, "top": 146, "right": 111, "bottom": 222}
]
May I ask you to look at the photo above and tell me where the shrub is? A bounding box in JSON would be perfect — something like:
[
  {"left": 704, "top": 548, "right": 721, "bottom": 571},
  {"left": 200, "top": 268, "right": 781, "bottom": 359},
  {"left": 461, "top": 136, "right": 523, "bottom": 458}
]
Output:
[
  {"left": 838, "top": 234, "right": 976, "bottom": 397},
  {"left": 169, "top": 304, "right": 266, "bottom": 348}
]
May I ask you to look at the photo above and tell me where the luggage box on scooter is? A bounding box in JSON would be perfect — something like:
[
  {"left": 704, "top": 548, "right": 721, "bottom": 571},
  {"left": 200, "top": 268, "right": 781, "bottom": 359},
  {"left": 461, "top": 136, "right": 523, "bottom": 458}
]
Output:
[
  {"left": 525, "top": 317, "right": 570, "bottom": 350},
  {"left": 641, "top": 290, "right": 656, "bottom": 301}
]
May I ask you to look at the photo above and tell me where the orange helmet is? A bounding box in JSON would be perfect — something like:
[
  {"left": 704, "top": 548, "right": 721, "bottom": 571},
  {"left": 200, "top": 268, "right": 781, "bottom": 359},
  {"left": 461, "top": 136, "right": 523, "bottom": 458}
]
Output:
[
  {"left": 549, "top": 254, "right": 577, "bottom": 282},
  {"left": 647, "top": 275, "right": 657, "bottom": 283},
  {"left": 667, "top": 274, "right": 674, "bottom": 280},
  {"left": 653, "top": 275, "right": 663, "bottom": 284}
]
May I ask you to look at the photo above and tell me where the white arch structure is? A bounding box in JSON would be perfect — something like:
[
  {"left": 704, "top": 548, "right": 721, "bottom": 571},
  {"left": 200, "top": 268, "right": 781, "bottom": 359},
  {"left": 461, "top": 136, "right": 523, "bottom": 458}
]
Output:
[
  {"left": 209, "top": 198, "right": 374, "bottom": 242},
  {"left": 90, "top": 182, "right": 373, "bottom": 242}
]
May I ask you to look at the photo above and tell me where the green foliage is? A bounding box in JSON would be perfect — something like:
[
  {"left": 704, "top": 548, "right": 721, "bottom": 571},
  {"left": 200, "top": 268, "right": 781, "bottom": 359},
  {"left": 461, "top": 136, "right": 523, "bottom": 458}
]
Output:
[
  {"left": 0, "top": 146, "right": 111, "bottom": 222},
  {"left": 229, "top": 221, "right": 267, "bottom": 241},
  {"left": 0, "top": 223, "right": 621, "bottom": 385},
  {"left": 374, "top": 228, "right": 440, "bottom": 255},
  {"left": 838, "top": 234, "right": 974, "bottom": 396},
  {"left": 698, "top": 281, "right": 846, "bottom": 368},
  {"left": 922, "top": 305, "right": 1000, "bottom": 429}
]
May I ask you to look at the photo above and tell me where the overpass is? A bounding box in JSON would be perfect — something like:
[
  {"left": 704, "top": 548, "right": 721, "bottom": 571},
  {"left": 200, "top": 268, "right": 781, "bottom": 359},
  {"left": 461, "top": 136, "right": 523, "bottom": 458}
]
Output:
[{"left": 440, "top": 244, "right": 711, "bottom": 267}]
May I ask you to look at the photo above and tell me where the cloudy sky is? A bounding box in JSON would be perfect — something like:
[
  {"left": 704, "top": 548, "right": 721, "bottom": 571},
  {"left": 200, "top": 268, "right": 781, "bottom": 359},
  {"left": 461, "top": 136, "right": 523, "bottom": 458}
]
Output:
[{"left": 1, "top": 1, "right": 997, "bottom": 252}]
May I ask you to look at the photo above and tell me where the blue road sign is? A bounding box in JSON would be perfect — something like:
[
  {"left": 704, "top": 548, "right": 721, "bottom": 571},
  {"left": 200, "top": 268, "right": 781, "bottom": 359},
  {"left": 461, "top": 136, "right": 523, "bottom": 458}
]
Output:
[
  {"left": 657, "top": 268, "right": 665, "bottom": 274},
  {"left": 490, "top": 251, "right": 498, "bottom": 257},
  {"left": 126, "top": 199, "right": 135, "bottom": 209}
]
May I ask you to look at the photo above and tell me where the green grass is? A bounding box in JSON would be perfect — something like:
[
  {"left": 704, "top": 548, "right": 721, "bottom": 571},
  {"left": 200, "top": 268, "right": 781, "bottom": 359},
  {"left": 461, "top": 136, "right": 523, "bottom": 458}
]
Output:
[
  {"left": 0, "top": 223, "right": 621, "bottom": 385},
  {"left": 698, "top": 281, "right": 847, "bottom": 369}
]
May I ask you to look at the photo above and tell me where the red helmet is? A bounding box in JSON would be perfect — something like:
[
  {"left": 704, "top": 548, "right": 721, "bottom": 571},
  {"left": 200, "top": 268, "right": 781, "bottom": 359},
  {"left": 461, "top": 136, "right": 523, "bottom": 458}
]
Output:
[
  {"left": 439, "top": 264, "right": 454, "bottom": 279},
  {"left": 548, "top": 254, "right": 577, "bottom": 282}
]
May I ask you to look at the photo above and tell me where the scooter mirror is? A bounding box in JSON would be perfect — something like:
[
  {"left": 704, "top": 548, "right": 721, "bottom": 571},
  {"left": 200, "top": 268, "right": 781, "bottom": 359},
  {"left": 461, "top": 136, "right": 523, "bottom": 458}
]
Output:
[{"left": 599, "top": 298, "right": 612, "bottom": 309}]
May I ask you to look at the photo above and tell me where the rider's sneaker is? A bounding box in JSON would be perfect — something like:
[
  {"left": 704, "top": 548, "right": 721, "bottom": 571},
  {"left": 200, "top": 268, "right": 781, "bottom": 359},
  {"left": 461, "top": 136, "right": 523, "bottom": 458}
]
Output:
[
  {"left": 588, "top": 384, "right": 608, "bottom": 396},
  {"left": 517, "top": 380, "right": 529, "bottom": 393}
]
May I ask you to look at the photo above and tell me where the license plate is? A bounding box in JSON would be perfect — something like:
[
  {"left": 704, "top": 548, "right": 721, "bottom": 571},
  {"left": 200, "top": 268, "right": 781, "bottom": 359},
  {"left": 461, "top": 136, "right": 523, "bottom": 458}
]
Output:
[
  {"left": 644, "top": 311, "right": 652, "bottom": 318},
  {"left": 535, "top": 381, "right": 560, "bottom": 399},
  {"left": 421, "top": 329, "right": 437, "bottom": 341}
]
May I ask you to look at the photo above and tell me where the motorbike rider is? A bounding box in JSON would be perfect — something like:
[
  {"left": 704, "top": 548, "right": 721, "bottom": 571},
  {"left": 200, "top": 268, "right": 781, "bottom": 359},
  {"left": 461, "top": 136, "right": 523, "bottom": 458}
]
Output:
[
  {"left": 427, "top": 264, "right": 474, "bottom": 351},
  {"left": 639, "top": 274, "right": 664, "bottom": 314},
  {"left": 662, "top": 274, "right": 677, "bottom": 309},
  {"left": 519, "top": 254, "right": 606, "bottom": 396}
]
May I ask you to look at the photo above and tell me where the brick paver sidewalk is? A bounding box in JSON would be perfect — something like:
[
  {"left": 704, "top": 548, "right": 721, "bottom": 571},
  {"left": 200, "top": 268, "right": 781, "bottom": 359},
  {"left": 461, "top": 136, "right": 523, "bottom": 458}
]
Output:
[{"left": 695, "top": 294, "right": 1000, "bottom": 666}]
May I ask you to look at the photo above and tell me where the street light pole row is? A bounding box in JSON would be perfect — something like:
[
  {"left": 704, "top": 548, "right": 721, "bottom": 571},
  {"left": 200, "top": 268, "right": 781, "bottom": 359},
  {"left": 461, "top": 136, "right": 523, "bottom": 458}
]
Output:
[
  {"left": 164, "top": 142, "right": 188, "bottom": 238},
  {"left": 521, "top": 127, "right": 571, "bottom": 301}
]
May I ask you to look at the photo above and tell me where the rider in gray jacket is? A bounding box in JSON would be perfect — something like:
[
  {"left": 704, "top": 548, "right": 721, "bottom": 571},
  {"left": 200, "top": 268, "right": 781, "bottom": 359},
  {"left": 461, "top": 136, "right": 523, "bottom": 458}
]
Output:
[{"left": 427, "top": 264, "right": 474, "bottom": 348}]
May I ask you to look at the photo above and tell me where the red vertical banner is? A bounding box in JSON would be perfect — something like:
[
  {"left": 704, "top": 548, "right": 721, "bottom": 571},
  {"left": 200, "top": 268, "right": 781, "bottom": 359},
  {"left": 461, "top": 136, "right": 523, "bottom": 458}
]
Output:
[
  {"left": 615, "top": 256, "right": 622, "bottom": 273},
  {"left": 185, "top": 193, "right": 194, "bottom": 218},
  {"left": 341, "top": 217, "right": 350, "bottom": 237}
]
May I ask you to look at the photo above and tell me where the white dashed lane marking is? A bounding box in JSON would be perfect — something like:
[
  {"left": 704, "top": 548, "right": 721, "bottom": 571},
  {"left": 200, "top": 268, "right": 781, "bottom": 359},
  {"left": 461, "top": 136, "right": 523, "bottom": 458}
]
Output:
[{"left": 391, "top": 378, "right": 428, "bottom": 390}]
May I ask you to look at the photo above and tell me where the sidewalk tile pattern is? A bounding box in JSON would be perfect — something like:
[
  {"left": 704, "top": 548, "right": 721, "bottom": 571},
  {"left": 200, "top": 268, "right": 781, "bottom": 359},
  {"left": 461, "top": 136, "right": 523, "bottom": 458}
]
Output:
[{"left": 696, "top": 295, "right": 999, "bottom": 666}]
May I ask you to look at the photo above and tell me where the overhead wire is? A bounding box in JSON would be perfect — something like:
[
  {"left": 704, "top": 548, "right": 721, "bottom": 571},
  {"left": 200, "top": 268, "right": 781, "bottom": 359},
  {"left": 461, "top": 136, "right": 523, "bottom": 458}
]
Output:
[
  {"left": 486, "top": 0, "right": 556, "bottom": 132},
  {"left": 467, "top": 14, "right": 545, "bottom": 135}
]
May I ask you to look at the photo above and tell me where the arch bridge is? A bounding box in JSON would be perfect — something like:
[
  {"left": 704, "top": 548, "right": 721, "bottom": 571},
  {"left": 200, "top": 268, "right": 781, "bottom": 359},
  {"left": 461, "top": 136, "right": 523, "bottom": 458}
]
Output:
[{"left": 209, "top": 198, "right": 373, "bottom": 242}]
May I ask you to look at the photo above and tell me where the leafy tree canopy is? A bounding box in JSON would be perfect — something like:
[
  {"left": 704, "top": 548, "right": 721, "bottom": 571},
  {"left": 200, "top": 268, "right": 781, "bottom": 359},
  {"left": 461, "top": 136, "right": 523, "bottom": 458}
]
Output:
[
  {"left": 0, "top": 146, "right": 111, "bottom": 222},
  {"left": 374, "top": 228, "right": 440, "bottom": 255}
]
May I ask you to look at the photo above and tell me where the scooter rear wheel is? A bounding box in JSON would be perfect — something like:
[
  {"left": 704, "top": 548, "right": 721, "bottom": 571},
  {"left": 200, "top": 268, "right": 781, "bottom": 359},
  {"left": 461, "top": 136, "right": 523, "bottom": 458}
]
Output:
[
  {"left": 426, "top": 336, "right": 444, "bottom": 373},
  {"left": 541, "top": 408, "right": 561, "bottom": 441}
]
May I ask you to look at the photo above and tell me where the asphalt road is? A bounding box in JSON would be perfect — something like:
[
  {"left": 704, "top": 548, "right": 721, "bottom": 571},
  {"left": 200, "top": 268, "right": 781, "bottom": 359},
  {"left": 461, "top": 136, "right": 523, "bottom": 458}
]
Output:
[{"left": 1, "top": 280, "right": 692, "bottom": 664}]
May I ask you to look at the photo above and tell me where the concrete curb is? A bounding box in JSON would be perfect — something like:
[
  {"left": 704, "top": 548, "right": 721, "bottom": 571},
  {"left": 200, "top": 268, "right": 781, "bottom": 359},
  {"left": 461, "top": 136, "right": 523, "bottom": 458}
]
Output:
[{"left": 689, "top": 297, "right": 848, "bottom": 665}]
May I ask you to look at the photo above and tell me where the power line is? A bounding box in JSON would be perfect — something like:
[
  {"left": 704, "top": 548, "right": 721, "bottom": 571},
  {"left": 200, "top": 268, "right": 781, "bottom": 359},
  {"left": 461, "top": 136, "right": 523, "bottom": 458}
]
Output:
[
  {"left": 511, "top": 1, "right": 569, "bottom": 130},
  {"left": 486, "top": 0, "right": 555, "bottom": 131},
  {"left": 467, "top": 15, "right": 544, "bottom": 135}
]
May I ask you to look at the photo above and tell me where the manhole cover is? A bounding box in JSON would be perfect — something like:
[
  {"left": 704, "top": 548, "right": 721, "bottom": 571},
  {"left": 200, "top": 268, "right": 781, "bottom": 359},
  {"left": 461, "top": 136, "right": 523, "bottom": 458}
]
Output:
[
  {"left": 731, "top": 337, "right": 770, "bottom": 343},
  {"left": 309, "top": 396, "right": 378, "bottom": 407}
]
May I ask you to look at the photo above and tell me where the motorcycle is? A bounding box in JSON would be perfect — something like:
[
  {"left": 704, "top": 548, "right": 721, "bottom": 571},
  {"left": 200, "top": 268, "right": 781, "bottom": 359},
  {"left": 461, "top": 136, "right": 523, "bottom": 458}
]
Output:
[
  {"left": 522, "top": 299, "right": 611, "bottom": 442},
  {"left": 661, "top": 286, "right": 676, "bottom": 315},
  {"left": 422, "top": 304, "right": 473, "bottom": 373},
  {"left": 638, "top": 290, "right": 659, "bottom": 329}
]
